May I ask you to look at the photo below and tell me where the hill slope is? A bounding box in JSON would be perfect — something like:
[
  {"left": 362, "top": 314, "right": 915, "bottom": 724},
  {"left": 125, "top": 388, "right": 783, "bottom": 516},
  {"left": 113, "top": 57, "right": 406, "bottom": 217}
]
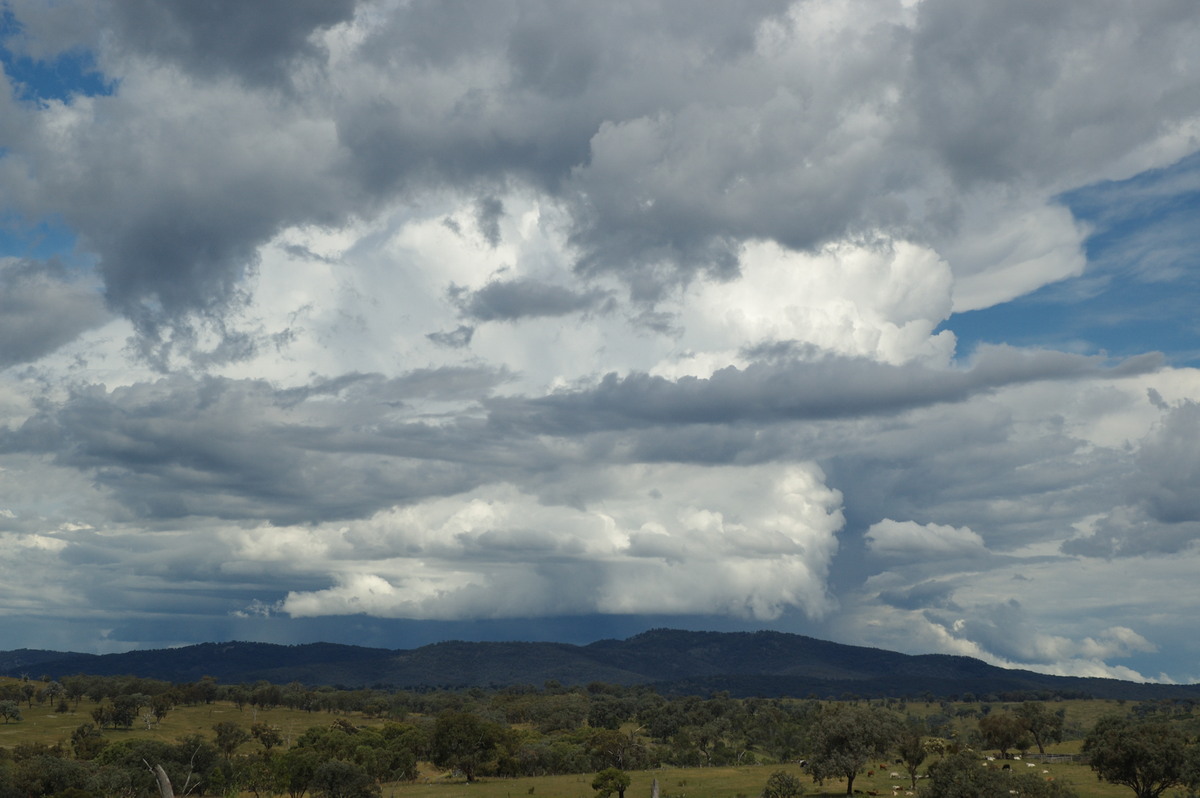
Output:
[{"left": 3, "top": 629, "right": 1197, "bottom": 699}]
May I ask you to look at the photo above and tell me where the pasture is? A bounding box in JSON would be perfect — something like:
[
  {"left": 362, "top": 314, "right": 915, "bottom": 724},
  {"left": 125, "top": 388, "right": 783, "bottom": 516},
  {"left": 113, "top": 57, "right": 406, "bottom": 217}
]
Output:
[{"left": 0, "top": 679, "right": 1171, "bottom": 798}]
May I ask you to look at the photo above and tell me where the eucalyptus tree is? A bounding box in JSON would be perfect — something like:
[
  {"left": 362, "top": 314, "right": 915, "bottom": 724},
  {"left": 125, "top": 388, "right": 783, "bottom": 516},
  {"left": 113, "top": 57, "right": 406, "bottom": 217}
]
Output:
[{"left": 804, "top": 704, "right": 902, "bottom": 796}]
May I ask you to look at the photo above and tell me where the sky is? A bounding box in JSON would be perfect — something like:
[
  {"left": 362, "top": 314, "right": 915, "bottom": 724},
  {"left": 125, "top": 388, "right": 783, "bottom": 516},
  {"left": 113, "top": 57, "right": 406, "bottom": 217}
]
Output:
[{"left": 1, "top": 0, "right": 1199, "bottom": 684}]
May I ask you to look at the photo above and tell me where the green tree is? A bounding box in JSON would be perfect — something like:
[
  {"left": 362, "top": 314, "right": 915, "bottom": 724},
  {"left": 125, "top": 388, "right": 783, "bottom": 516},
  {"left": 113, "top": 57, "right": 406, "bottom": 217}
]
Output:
[
  {"left": 213, "top": 721, "right": 252, "bottom": 760},
  {"left": 588, "top": 729, "right": 647, "bottom": 771},
  {"left": 1016, "top": 702, "right": 1065, "bottom": 754},
  {"left": 926, "top": 750, "right": 1076, "bottom": 798},
  {"left": 151, "top": 693, "right": 174, "bottom": 723},
  {"left": 592, "top": 767, "right": 632, "bottom": 798},
  {"left": 0, "top": 701, "right": 21, "bottom": 724},
  {"left": 11, "top": 754, "right": 94, "bottom": 798},
  {"left": 70, "top": 723, "right": 108, "bottom": 760},
  {"left": 237, "top": 753, "right": 279, "bottom": 798},
  {"left": 895, "top": 721, "right": 927, "bottom": 789},
  {"left": 1083, "top": 715, "right": 1200, "bottom": 798},
  {"left": 429, "top": 711, "right": 503, "bottom": 783},
  {"left": 978, "top": 712, "right": 1031, "bottom": 759},
  {"left": 762, "top": 769, "right": 803, "bottom": 798},
  {"left": 273, "top": 748, "right": 319, "bottom": 798},
  {"left": 251, "top": 723, "right": 284, "bottom": 752},
  {"left": 804, "top": 704, "right": 901, "bottom": 796},
  {"left": 309, "top": 760, "right": 380, "bottom": 798}
]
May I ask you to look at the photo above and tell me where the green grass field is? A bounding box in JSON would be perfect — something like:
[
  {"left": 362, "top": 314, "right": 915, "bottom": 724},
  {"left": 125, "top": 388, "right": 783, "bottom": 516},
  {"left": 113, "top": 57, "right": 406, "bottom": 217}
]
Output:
[
  {"left": 387, "top": 761, "right": 1126, "bottom": 798},
  {"left": 0, "top": 679, "right": 1151, "bottom": 798}
]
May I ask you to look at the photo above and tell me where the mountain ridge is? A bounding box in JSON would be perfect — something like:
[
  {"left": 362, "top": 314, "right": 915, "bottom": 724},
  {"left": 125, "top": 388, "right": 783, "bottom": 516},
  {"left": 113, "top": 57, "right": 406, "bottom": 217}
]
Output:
[{"left": 4, "top": 628, "right": 1196, "bottom": 700}]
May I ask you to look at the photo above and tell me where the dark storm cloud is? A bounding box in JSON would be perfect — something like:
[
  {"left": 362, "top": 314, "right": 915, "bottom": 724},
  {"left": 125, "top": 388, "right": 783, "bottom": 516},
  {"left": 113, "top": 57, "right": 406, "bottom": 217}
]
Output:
[
  {"left": 106, "top": 0, "right": 357, "bottom": 89},
  {"left": 910, "top": 0, "right": 1200, "bottom": 187},
  {"left": 426, "top": 325, "right": 476, "bottom": 349},
  {"left": 0, "top": 349, "right": 1152, "bottom": 529},
  {"left": 453, "top": 277, "right": 612, "bottom": 322},
  {"left": 0, "top": 258, "right": 109, "bottom": 367},
  {"left": 474, "top": 196, "right": 505, "bottom": 247},
  {"left": 334, "top": 0, "right": 798, "bottom": 294},
  {"left": 9, "top": 0, "right": 1199, "bottom": 360},
  {"left": 489, "top": 348, "right": 1162, "bottom": 434},
  {"left": 877, "top": 579, "right": 961, "bottom": 612},
  {"left": 0, "top": 369, "right": 534, "bottom": 525}
]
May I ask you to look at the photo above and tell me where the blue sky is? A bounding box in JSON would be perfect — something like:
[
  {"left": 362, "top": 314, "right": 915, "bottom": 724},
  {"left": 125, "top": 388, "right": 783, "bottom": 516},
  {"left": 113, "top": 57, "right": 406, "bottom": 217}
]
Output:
[
  {"left": 946, "top": 152, "right": 1200, "bottom": 367},
  {"left": 2, "top": 0, "right": 1200, "bottom": 685},
  {"left": 0, "top": 9, "right": 106, "bottom": 264}
]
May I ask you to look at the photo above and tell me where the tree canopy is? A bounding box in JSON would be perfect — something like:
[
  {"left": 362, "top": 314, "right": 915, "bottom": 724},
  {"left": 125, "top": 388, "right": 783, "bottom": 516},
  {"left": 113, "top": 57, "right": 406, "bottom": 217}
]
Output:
[
  {"left": 1083, "top": 715, "right": 1200, "bottom": 798},
  {"left": 804, "top": 704, "right": 901, "bottom": 795}
]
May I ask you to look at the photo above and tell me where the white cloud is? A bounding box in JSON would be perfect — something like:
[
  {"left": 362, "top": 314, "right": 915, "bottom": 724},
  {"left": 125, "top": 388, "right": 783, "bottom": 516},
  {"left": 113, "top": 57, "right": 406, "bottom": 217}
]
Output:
[
  {"left": 273, "top": 463, "right": 844, "bottom": 622},
  {"left": 866, "top": 519, "right": 987, "bottom": 558}
]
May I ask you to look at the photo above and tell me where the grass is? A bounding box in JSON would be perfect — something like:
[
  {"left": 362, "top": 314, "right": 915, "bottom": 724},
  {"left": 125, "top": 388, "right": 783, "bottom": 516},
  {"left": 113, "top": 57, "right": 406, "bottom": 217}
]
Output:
[{"left": 381, "top": 762, "right": 1130, "bottom": 798}]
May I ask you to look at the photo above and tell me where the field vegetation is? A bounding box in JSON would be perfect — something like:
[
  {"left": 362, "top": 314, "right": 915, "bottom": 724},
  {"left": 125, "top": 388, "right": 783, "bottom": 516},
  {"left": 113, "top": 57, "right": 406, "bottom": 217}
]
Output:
[{"left": 1, "top": 675, "right": 1197, "bottom": 798}]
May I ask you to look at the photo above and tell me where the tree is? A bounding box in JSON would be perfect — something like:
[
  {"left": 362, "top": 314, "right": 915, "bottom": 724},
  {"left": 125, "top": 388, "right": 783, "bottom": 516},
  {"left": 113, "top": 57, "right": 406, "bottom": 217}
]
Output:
[
  {"left": 895, "top": 721, "right": 927, "bottom": 789},
  {"left": 429, "top": 711, "right": 503, "bottom": 783},
  {"left": 926, "top": 750, "right": 1076, "bottom": 798},
  {"left": 592, "top": 767, "right": 632, "bottom": 798},
  {"left": 1083, "top": 715, "right": 1200, "bottom": 798},
  {"left": 70, "top": 722, "right": 108, "bottom": 760},
  {"left": 151, "top": 693, "right": 174, "bottom": 723},
  {"left": 978, "top": 712, "right": 1031, "bottom": 759},
  {"left": 0, "top": 701, "right": 21, "bottom": 724},
  {"left": 588, "top": 728, "right": 647, "bottom": 771},
  {"left": 251, "top": 723, "right": 284, "bottom": 752},
  {"left": 273, "top": 747, "right": 320, "bottom": 798},
  {"left": 309, "top": 760, "right": 380, "bottom": 798},
  {"left": 213, "top": 721, "right": 251, "bottom": 760},
  {"left": 804, "top": 704, "right": 901, "bottom": 796},
  {"left": 1016, "top": 702, "right": 1065, "bottom": 754},
  {"left": 762, "top": 769, "right": 803, "bottom": 798}
]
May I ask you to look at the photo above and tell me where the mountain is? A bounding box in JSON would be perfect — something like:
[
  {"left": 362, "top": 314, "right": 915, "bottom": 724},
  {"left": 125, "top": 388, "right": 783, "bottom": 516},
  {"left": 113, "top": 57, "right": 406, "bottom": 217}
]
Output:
[
  {"left": 3, "top": 629, "right": 1197, "bottom": 700},
  {"left": 0, "top": 648, "right": 94, "bottom": 675}
]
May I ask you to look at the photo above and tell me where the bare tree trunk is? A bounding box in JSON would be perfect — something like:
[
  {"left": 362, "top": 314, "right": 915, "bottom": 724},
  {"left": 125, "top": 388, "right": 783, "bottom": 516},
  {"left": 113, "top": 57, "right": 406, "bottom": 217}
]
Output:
[{"left": 151, "top": 763, "right": 175, "bottom": 798}]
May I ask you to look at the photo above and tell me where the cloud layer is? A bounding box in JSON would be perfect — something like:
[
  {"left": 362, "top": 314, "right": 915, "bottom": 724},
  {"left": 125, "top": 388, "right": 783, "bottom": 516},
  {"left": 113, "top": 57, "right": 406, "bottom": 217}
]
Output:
[{"left": 2, "top": 0, "right": 1200, "bottom": 682}]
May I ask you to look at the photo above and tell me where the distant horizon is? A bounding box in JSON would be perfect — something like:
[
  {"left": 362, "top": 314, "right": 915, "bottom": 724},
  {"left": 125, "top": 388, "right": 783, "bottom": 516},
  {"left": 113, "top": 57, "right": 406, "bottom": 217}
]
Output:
[{"left": 7, "top": 627, "right": 1197, "bottom": 688}]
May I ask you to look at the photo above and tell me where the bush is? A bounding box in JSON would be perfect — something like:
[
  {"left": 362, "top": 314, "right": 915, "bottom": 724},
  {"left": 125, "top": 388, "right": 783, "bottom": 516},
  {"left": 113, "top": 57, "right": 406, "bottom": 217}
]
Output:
[{"left": 762, "top": 770, "right": 802, "bottom": 798}]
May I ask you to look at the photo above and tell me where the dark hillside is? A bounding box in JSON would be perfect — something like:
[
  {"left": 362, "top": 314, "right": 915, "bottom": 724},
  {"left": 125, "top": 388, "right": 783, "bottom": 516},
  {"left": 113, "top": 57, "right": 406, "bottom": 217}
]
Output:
[
  {"left": 0, "top": 649, "right": 93, "bottom": 674},
  {"left": 4, "top": 629, "right": 1198, "bottom": 699}
]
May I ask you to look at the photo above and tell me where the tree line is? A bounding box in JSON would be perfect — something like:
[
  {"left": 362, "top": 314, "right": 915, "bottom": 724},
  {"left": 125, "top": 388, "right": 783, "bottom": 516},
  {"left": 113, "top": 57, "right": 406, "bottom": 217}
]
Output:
[{"left": 1, "top": 674, "right": 1198, "bottom": 798}]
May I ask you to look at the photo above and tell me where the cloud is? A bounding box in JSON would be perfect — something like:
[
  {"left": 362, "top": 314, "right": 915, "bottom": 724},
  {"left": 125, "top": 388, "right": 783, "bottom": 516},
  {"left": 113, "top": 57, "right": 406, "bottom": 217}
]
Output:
[
  {"left": 2, "top": 0, "right": 1200, "bottom": 682},
  {"left": 4, "top": 0, "right": 1198, "bottom": 363},
  {"left": 104, "top": 0, "right": 356, "bottom": 90},
  {"left": 1, "top": 370, "right": 520, "bottom": 524},
  {"left": 277, "top": 462, "right": 844, "bottom": 622},
  {"left": 490, "top": 347, "right": 1162, "bottom": 433},
  {"left": 866, "top": 519, "right": 988, "bottom": 559},
  {"left": 452, "top": 277, "right": 612, "bottom": 322},
  {"left": 930, "top": 599, "right": 1159, "bottom": 668},
  {"left": 0, "top": 258, "right": 110, "bottom": 367},
  {"left": 1063, "top": 399, "right": 1200, "bottom": 556}
]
